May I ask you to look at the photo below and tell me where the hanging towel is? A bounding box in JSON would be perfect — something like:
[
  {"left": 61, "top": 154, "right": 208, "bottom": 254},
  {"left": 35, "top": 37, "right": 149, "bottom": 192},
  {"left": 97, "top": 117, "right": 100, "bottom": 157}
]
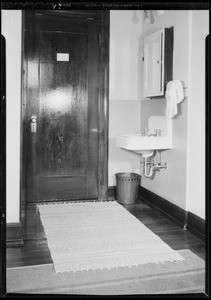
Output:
[{"left": 165, "top": 80, "right": 184, "bottom": 118}]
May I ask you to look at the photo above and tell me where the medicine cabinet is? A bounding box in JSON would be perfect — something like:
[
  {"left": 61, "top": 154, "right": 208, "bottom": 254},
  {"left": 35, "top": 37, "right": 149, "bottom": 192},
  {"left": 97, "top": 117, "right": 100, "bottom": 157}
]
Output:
[{"left": 143, "top": 27, "right": 173, "bottom": 98}]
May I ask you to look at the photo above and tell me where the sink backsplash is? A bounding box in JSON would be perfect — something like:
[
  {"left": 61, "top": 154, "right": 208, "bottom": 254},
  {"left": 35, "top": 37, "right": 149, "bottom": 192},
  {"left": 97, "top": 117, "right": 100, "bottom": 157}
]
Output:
[{"left": 148, "top": 116, "right": 172, "bottom": 137}]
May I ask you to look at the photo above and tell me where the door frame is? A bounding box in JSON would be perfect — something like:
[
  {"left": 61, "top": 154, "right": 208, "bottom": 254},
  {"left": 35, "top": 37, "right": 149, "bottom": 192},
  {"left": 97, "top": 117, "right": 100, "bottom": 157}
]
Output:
[{"left": 20, "top": 10, "right": 109, "bottom": 225}]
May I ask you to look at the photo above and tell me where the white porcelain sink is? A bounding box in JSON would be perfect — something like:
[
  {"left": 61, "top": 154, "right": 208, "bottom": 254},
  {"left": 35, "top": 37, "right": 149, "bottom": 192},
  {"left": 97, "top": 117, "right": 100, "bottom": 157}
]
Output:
[
  {"left": 116, "top": 134, "right": 172, "bottom": 156},
  {"left": 115, "top": 116, "right": 172, "bottom": 157}
]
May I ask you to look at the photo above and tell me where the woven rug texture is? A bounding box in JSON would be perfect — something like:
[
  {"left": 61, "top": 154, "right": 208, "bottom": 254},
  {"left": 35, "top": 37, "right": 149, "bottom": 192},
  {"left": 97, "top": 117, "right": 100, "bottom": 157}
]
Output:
[{"left": 38, "top": 201, "right": 184, "bottom": 273}]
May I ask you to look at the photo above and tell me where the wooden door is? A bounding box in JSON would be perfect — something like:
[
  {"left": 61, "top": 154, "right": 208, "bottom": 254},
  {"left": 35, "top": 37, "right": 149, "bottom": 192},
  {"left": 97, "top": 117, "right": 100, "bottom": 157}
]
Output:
[{"left": 25, "top": 11, "right": 100, "bottom": 202}]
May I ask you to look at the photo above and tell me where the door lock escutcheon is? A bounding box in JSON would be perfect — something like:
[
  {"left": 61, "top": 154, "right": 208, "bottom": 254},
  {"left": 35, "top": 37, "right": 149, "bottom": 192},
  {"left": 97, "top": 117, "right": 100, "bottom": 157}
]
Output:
[{"left": 31, "top": 116, "right": 37, "bottom": 132}]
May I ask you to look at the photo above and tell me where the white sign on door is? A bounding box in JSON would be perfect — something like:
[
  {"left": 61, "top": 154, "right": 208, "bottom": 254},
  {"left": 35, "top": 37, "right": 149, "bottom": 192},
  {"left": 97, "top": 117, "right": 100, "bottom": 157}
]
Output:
[{"left": 57, "top": 53, "right": 69, "bottom": 61}]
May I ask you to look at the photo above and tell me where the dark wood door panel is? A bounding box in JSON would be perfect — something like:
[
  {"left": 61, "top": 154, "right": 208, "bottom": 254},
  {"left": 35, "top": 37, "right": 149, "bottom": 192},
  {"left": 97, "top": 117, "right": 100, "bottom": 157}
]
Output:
[
  {"left": 39, "top": 14, "right": 88, "bottom": 34},
  {"left": 25, "top": 12, "right": 100, "bottom": 202},
  {"left": 39, "top": 177, "right": 87, "bottom": 201},
  {"left": 39, "top": 32, "right": 88, "bottom": 177}
]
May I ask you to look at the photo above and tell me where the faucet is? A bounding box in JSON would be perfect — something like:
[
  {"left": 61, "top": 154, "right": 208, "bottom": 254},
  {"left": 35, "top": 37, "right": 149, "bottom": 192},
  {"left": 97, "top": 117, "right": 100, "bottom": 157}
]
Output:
[
  {"left": 141, "top": 127, "right": 149, "bottom": 136},
  {"left": 149, "top": 129, "right": 161, "bottom": 137}
]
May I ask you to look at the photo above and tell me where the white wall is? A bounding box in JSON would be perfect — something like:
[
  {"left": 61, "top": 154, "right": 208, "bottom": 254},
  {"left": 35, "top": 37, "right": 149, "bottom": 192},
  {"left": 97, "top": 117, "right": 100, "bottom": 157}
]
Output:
[
  {"left": 110, "top": 10, "right": 143, "bottom": 100},
  {"left": 140, "top": 10, "right": 209, "bottom": 219},
  {"left": 108, "top": 10, "right": 143, "bottom": 186},
  {"left": 2, "top": 10, "right": 22, "bottom": 223},
  {"left": 186, "top": 11, "right": 209, "bottom": 218},
  {"left": 140, "top": 10, "right": 190, "bottom": 210},
  {"left": 108, "top": 100, "right": 141, "bottom": 186}
]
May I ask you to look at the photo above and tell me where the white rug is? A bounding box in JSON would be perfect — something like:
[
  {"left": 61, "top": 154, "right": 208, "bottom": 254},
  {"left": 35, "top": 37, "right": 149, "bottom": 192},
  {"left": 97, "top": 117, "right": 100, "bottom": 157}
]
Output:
[{"left": 38, "top": 201, "right": 184, "bottom": 273}]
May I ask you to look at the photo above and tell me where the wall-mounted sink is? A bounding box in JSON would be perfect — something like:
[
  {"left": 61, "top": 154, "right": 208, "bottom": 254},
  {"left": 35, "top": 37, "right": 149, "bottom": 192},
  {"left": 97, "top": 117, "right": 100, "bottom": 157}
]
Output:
[
  {"left": 116, "top": 134, "right": 172, "bottom": 156},
  {"left": 115, "top": 116, "right": 172, "bottom": 157}
]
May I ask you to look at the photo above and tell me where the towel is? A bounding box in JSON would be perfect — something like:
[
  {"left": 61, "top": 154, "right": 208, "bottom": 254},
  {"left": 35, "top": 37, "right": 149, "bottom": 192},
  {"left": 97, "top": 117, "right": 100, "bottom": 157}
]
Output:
[{"left": 165, "top": 80, "right": 184, "bottom": 118}]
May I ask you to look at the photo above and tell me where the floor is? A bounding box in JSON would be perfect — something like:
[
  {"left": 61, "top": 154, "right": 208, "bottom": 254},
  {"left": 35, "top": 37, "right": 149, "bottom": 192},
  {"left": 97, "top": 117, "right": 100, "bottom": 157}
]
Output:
[{"left": 6, "top": 200, "right": 205, "bottom": 268}]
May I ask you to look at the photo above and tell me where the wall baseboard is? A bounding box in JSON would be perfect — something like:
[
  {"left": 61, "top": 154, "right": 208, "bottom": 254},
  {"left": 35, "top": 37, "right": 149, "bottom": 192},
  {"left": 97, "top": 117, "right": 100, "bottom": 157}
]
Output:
[
  {"left": 6, "top": 222, "right": 23, "bottom": 246},
  {"left": 139, "top": 186, "right": 186, "bottom": 227},
  {"left": 106, "top": 186, "right": 116, "bottom": 200},
  {"left": 107, "top": 186, "right": 205, "bottom": 240},
  {"left": 139, "top": 186, "right": 205, "bottom": 240},
  {"left": 186, "top": 211, "right": 205, "bottom": 239}
]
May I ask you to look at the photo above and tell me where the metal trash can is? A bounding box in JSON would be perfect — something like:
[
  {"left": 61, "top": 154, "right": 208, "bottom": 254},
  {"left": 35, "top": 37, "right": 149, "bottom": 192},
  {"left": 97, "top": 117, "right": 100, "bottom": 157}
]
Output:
[{"left": 115, "top": 173, "right": 141, "bottom": 205}]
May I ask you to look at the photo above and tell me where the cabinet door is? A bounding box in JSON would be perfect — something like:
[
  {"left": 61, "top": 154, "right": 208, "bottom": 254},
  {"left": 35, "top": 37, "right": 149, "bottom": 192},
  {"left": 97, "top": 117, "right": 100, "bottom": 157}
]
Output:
[{"left": 144, "top": 29, "right": 164, "bottom": 98}]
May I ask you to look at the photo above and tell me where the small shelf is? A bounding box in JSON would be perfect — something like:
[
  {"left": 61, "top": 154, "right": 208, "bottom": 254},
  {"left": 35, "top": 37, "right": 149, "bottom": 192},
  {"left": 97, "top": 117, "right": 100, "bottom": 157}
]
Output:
[{"left": 143, "top": 27, "right": 174, "bottom": 99}]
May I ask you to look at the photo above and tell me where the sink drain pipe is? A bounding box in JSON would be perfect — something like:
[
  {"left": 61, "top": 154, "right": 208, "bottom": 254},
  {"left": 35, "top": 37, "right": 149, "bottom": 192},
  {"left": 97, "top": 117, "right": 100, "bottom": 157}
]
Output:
[{"left": 142, "top": 156, "right": 167, "bottom": 178}]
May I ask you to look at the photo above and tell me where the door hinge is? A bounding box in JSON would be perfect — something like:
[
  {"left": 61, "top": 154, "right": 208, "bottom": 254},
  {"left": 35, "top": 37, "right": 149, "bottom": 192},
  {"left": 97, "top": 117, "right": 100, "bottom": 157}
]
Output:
[{"left": 98, "top": 33, "right": 102, "bottom": 46}]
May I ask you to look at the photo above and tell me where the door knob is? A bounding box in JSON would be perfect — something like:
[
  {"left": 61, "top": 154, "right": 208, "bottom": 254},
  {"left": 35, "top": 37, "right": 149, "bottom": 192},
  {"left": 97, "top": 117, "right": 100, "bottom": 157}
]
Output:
[{"left": 31, "top": 116, "right": 37, "bottom": 132}]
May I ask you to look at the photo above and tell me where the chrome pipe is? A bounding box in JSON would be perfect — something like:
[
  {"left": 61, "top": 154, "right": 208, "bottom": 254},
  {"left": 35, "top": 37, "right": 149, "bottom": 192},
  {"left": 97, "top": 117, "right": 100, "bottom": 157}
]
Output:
[{"left": 143, "top": 158, "right": 167, "bottom": 178}]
